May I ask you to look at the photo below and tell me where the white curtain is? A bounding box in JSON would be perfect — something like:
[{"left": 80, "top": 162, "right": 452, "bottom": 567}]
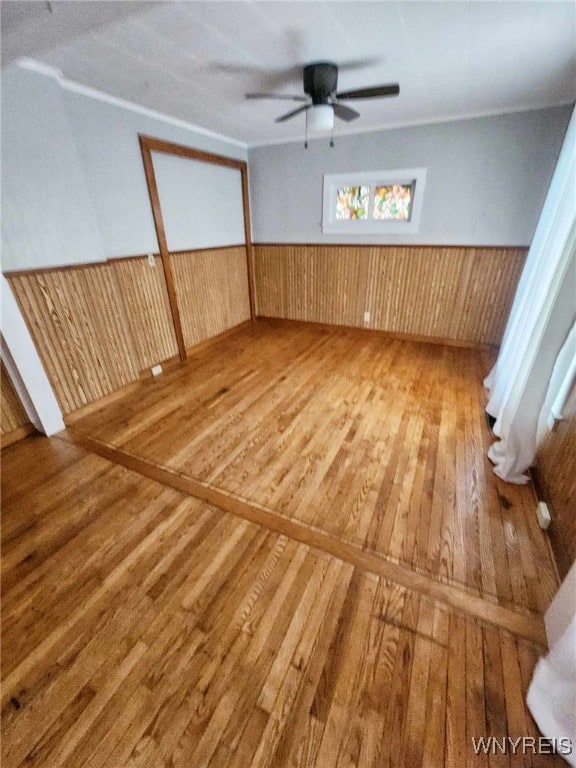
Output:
[
  {"left": 527, "top": 616, "right": 576, "bottom": 766},
  {"left": 537, "top": 321, "right": 576, "bottom": 444},
  {"left": 527, "top": 562, "right": 576, "bottom": 767},
  {"left": 484, "top": 107, "right": 576, "bottom": 483}
]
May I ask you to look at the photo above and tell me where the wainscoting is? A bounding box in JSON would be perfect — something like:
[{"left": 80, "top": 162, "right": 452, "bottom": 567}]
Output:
[
  {"left": 7, "top": 246, "right": 251, "bottom": 416},
  {"left": 8, "top": 264, "right": 141, "bottom": 414},
  {"left": 535, "top": 383, "right": 576, "bottom": 577},
  {"left": 111, "top": 255, "right": 178, "bottom": 371},
  {"left": 7, "top": 243, "right": 524, "bottom": 417},
  {"left": 171, "top": 247, "right": 251, "bottom": 350},
  {"left": 1, "top": 360, "right": 33, "bottom": 447},
  {"left": 254, "top": 244, "right": 527, "bottom": 346}
]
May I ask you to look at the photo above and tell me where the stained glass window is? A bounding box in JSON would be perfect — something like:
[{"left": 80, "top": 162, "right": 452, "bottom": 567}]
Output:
[
  {"left": 335, "top": 186, "right": 369, "bottom": 220},
  {"left": 323, "top": 170, "right": 426, "bottom": 234},
  {"left": 373, "top": 184, "right": 413, "bottom": 221}
]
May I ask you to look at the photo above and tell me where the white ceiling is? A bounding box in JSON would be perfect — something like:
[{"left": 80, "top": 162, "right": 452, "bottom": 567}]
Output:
[{"left": 2, "top": 1, "right": 575, "bottom": 146}]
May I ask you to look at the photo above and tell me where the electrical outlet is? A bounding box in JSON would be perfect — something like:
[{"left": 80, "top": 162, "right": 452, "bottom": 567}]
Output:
[
  {"left": 151, "top": 364, "right": 162, "bottom": 377},
  {"left": 536, "top": 501, "right": 551, "bottom": 530},
  {"left": 147, "top": 253, "right": 156, "bottom": 267},
  {"left": 363, "top": 311, "right": 370, "bottom": 323}
]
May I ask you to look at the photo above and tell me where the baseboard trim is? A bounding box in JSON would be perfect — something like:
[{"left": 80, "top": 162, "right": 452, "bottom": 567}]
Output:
[
  {"left": 256, "top": 316, "right": 497, "bottom": 351},
  {"left": 0, "top": 423, "right": 36, "bottom": 450},
  {"left": 138, "top": 355, "right": 181, "bottom": 380},
  {"left": 61, "top": 429, "right": 547, "bottom": 647},
  {"left": 63, "top": 321, "right": 253, "bottom": 426},
  {"left": 185, "top": 319, "right": 253, "bottom": 357},
  {"left": 63, "top": 382, "right": 144, "bottom": 426}
]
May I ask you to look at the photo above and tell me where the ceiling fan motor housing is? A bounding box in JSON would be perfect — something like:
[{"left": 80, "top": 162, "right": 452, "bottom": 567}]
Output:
[{"left": 304, "top": 62, "right": 338, "bottom": 104}]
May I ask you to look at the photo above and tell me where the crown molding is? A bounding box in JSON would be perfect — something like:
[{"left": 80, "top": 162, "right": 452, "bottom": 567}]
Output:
[
  {"left": 15, "top": 58, "right": 248, "bottom": 151},
  {"left": 15, "top": 58, "right": 573, "bottom": 152},
  {"left": 16, "top": 57, "right": 63, "bottom": 79},
  {"left": 247, "top": 100, "right": 574, "bottom": 149}
]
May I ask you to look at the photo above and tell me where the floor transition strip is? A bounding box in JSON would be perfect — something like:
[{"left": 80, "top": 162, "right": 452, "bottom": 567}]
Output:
[{"left": 59, "top": 429, "right": 548, "bottom": 647}]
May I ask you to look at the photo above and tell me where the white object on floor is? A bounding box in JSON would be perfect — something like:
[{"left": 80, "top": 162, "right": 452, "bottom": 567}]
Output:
[{"left": 536, "top": 501, "right": 552, "bottom": 530}]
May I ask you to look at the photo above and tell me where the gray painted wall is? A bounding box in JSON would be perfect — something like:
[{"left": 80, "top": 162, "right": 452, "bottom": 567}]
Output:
[
  {"left": 64, "top": 88, "right": 247, "bottom": 258},
  {"left": 248, "top": 106, "right": 572, "bottom": 246},
  {"left": 2, "top": 64, "right": 571, "bottom": 272},
  {"left": 1, "top": 67, "right": 105, "bottom": 271},
  {"left": 1, "top": 65, "right": 248, "bottom": 271}
]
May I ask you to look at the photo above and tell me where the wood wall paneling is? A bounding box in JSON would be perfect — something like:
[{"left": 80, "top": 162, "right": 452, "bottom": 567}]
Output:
[
  {"left": 111, "top": 255, "right": 178, "bottom": 370},
  {"left": 254, "top": 244, "right": 526, "bottom": 346},
  {"left": 6, "top": 243, "right": 524, "bottom": 417},
  {"left": 7, "top": 245, "right": 253, "bottom": 416},
  {"left": 170, "top": 246, "right": 252, "bottom": 349},
  {"left": 7, "top": 266, "right": 140, "bottom": 415},
  {"left": 1, "top": 360, "right": 31, "bottom": 440},
  {"left": 536, "top": 383, "right": 576, "bottom": 577}
]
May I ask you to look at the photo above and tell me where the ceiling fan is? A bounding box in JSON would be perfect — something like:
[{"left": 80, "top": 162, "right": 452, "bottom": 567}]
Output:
[{"left": 245, "top": 61, "right": 400, "bottom": 140}]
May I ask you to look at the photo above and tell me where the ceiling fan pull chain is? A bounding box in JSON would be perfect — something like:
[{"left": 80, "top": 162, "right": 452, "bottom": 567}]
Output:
[
  {"left": 330, "top": 122, "right": 335, "bottom": 148},
  {"left": 304, "top": 108, "right": 308, "bottom": 149}
]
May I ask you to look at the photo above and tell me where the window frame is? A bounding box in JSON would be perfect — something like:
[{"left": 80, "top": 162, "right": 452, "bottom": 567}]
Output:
[{"left": 322, "top": 168, "right": 427, "bottom": 235}]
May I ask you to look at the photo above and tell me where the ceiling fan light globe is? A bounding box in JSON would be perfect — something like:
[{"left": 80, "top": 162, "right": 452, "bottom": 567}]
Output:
[{"left": 308, "top": 104, "right": 334, "bottom": 133}]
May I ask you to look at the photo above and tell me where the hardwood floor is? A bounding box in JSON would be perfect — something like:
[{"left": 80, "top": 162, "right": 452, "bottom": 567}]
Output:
[
  {"left": 70, "top": 319, "right": 558, "bottom": 618},
  {"left": 1, "top": 435, "right": 564, "bottom": 768}
]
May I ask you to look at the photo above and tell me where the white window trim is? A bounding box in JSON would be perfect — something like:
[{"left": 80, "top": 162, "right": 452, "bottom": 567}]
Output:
[{"left": 322, "top": 167, "right": 427, "bottom": 235}]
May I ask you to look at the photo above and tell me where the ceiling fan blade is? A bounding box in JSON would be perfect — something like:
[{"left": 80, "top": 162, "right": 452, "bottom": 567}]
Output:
[
  {"left": 332, "top": 103, "right": 360, "bottom": 122},
  {"left": 336, "top": 84, "right": 400, "bottom": 100},
  {"left": 245, "top": 93, "right": 308, "bottom": 102},
  {"left": 337, "top": 57, "right": 380, "bottom": 72},
  {"left": 275, "top": 104, "right": 310, "bottom": 123}
]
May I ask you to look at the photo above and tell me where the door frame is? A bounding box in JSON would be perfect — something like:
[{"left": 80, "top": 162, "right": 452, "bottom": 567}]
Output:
[{"left": 138, "top": 134, "right": 255, "bottom": 361}]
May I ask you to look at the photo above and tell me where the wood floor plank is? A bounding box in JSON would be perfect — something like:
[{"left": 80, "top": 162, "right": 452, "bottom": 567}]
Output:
[
  {"left": 445, "top": 612, "right": 468, "bottom": 768},
  {"left": 313, "top": 571, "right": 377, "bottom": 767},
  {"left": 402, "top": 597, "right": 435, "bottom": 768},
  {"left": 280, "top": 566, "right": 356, "bottom": 767},
  {"left": 466, "top": 618, "right": 489, "bottom": 768}
]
